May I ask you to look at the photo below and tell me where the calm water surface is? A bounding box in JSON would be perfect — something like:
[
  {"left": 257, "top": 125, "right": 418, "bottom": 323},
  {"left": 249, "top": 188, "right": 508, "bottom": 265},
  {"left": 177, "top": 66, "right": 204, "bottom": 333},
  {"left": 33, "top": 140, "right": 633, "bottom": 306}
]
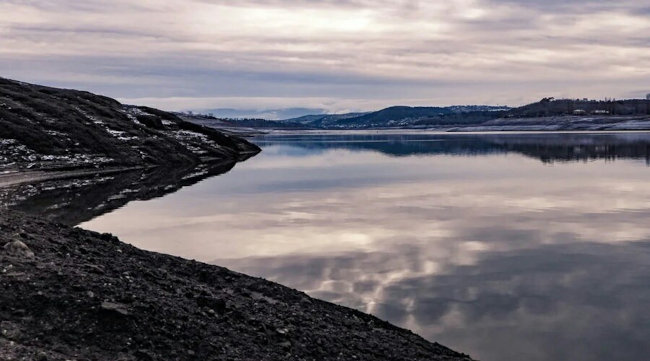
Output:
[{"left": 82, "top": 132, "right": 650, "bottom": 361}]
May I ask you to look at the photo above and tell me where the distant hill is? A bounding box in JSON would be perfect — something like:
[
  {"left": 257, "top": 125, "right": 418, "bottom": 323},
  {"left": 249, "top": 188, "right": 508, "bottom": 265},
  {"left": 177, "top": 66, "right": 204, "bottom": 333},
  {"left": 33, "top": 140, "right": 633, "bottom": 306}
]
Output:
[
  {"left": 198, "top": 107, "right": 325, "bottom": 120},
  {"left": 181, "top": 98, "right": 650, "bottom": 132},
  {"left": 284, "top": 112, "right": 370, "bottom": 126},
  {"left": 276, "top": 100, "right": 650, "bottom": 130},
  {"left": 177, "top": 112, "right": 310, "bottom": 131},
  {"left": 281, "top": 105, "right": 508, "bottom": 128},
  {"left": 505, "top": 98, "right": 650, "bottom": 118}
]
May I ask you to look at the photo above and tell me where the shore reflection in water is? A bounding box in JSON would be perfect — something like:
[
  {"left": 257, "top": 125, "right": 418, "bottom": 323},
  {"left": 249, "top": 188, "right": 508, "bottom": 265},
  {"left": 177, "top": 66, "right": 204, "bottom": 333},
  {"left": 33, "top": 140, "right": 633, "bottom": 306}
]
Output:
[{"left": 82, "top": 132, "right": 650, "bottom": 361}]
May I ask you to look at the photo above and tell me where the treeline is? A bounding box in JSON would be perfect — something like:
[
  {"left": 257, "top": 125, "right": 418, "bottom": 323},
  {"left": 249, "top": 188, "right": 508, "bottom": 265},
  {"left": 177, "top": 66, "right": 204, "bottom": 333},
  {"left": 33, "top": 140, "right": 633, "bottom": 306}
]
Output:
[
  {"left": 508, "top": 98, "right": 650, "bottom": 118},
  {"left": 176, "top": 112, "right": 308, "bottom": 129},
  {"left": 412, "top": 110, "right": 507, "bottom": 126}
]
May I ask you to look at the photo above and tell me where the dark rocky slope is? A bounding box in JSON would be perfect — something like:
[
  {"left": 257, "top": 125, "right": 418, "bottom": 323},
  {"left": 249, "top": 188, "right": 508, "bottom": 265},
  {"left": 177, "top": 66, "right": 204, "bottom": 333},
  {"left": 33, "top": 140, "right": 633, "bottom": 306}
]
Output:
[
  {"left": 0, "top": 211, "right": 472, "bottom": 361},
  {"left": 0, "top": 78, "right": 259, "bottom": 171}
]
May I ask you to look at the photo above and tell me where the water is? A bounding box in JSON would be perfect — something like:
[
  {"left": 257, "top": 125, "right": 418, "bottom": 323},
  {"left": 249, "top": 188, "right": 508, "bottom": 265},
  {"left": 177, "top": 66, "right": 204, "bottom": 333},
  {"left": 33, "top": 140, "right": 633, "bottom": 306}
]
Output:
[{"left": 81, "top": 132, "right": 650, "bottom": 361}]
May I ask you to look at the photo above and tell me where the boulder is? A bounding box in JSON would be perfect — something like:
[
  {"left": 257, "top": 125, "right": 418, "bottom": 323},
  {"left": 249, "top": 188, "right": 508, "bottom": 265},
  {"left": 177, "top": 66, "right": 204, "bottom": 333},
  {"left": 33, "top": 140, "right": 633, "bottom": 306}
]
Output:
[{"left": 3, "top": 240, "right": 35, "bottom": 259}]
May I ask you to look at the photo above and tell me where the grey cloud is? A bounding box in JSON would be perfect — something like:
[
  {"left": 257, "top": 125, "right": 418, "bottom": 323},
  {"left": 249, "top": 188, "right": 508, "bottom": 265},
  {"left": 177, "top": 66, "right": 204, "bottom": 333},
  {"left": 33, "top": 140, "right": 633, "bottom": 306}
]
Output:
[
  {"left": 1, "top": 0, "right": 648, "bottom": 110},
  {"left": 0, "top": 52, "right": 461, "bottom": 102},
  {"left": 489, "top": 0, "right": 640, "bottom": 10},
  {"left": 7, "top": 24, "right": 185, "bottom": 41},
  {"left": 3, "top": 0, "right": 161, "bottom": 12}
]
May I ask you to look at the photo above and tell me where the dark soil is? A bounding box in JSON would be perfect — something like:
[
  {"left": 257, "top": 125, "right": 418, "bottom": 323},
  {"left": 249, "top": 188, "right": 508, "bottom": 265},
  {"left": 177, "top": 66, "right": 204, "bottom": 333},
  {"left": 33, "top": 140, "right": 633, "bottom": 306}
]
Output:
[
  {"left": 0, "top": 78, "right": 260, "bottom": 171},
  {"left": 0, "top": 211, "right": 473, "bottom": 361}
]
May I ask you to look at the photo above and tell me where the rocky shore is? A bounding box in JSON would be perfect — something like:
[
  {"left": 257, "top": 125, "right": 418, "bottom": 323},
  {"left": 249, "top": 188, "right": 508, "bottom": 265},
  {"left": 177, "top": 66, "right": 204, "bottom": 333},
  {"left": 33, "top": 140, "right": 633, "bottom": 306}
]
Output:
[{"left": 0, "top": 211, "right": 472, "bottom": 361}]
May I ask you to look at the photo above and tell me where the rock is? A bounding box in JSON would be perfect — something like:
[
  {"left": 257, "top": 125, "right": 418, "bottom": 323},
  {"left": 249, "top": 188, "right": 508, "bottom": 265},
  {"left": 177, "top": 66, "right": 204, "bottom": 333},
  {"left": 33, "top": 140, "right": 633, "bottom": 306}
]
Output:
[
  {"left": 1, "top": 321, "right": 20, "bottom": 339},
  {"left": 3, "top": 240, "right": 35, "bottom": 258},
  {"left": 134, "top": 349, "right": 154, "bottom": 361},
  {"left": 196, "top": 296, "right": 226, "bottom": 313},
  {"left": 100, "top": 301, "right": 129, "bottom": 316}
]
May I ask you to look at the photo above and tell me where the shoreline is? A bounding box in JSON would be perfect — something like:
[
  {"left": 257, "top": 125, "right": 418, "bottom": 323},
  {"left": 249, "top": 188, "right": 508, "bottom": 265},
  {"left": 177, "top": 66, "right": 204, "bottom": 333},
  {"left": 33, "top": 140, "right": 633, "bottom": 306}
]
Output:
[{"left": 0, "top": 210, "right": 473, "bottom": 360}]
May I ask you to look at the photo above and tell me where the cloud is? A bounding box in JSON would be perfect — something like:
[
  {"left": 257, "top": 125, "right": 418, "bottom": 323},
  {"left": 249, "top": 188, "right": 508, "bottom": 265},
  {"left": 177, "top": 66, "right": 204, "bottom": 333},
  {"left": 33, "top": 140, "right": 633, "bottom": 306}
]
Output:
[{"left": 1, "top": 0, "right": 648, "bottom": 111}]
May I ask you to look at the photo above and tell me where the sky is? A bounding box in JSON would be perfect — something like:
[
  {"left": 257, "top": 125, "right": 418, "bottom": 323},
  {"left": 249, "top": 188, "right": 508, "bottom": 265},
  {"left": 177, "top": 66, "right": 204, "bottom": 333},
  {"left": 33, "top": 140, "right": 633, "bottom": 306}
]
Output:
[{"left": 1, "top": 0, "right": 649, "bottom": 118}]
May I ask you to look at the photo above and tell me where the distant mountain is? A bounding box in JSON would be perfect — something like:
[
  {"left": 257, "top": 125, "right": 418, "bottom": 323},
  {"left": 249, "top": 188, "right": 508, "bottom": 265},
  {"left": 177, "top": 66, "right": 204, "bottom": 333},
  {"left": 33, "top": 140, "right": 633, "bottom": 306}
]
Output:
[
  {"left": 281, "top": 105, "right": 509, "bottom": 128},
  {"left": 177, "top": 112, "right": 310, "bottom": 132},
  {"left": 198, "top": 107, "right": 326, "bottom": 120},
  {"left": 186, "top": 99, "right": 650, "bottom": 131},
  {"left": 505, "top": 98, "right": 650, "bottom": 118},
  {"left": 283, "top": 112, "right": 370, "bottom": 126}
]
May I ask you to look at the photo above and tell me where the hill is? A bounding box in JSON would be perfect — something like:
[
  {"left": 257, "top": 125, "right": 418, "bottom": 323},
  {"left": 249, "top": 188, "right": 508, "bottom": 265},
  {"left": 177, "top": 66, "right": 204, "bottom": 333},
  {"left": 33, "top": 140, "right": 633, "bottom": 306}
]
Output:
[
  {"left": 280, "top": 105, "right": 509, "bottom": 129},
  {"left": 0, "top": 78, "right": 260, "bottom": 172},
  {"left": 181, "top": 99, "right": 650, "bottom": 131},
  {"left": 284, "top": 112, "right": 370, "bottom": 127},
  {"left": 268, "top": 100, "right": 650, "bottom": 130},
  {"left": 506, "top": 98, "right": 650, "bottom": 118},
  {"left": 177, "top": 112, "right": 309, "bottom": 132}
]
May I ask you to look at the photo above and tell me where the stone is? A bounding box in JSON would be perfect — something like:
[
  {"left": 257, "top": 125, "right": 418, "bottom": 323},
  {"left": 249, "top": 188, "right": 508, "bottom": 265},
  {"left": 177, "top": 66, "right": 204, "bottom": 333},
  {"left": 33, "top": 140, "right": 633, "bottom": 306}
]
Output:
[
  {"left": 100, "top": 301, "right": 129, "bottom": 316},
  {"left": 196, "top": 296, "right": 226, "bottom": 313},
  {"left": 3, "top": 240, "right": 35, "bottom": 258}
]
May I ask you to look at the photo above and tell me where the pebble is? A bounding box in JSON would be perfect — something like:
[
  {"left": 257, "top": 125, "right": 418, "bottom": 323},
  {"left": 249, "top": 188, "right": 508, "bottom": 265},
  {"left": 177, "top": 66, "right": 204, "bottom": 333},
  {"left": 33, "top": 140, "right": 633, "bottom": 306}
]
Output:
[
  {"left": 3, "top": 240, "right": 35, "bottom": 258},
  {"left": 100, "top": 301, "right": 129, "bottom": 316}
]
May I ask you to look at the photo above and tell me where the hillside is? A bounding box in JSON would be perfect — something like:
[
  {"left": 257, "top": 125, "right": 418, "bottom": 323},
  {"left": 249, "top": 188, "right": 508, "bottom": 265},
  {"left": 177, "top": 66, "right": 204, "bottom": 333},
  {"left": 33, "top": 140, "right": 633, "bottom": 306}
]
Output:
[
  {"left": 177, "top": 112, "right": 308, "bottom": 133},
  {"left": 0, "top": 78, "right": 260, "bottom": 172},
  {"left": 281, "top": 106, "right": 507, "bottom": 128},
  {"left": 285, "top": 112, "right": 370, "bottom": 126},
  {"left": 183, "top": 99, "right": 650, "bottom": 131},
  {"left": 506, "top": 98, "right": 650, "bottom": 118},
  {"left": 179, "top": 98, "right": 650, "bottom": 131}
]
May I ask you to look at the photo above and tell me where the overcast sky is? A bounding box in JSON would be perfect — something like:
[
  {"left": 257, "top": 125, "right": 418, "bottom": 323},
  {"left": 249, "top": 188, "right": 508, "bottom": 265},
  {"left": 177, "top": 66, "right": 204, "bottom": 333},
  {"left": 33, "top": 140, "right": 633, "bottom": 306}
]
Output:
[{"left": 2, "top": 0, "right": 649, "bottom": 115}]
